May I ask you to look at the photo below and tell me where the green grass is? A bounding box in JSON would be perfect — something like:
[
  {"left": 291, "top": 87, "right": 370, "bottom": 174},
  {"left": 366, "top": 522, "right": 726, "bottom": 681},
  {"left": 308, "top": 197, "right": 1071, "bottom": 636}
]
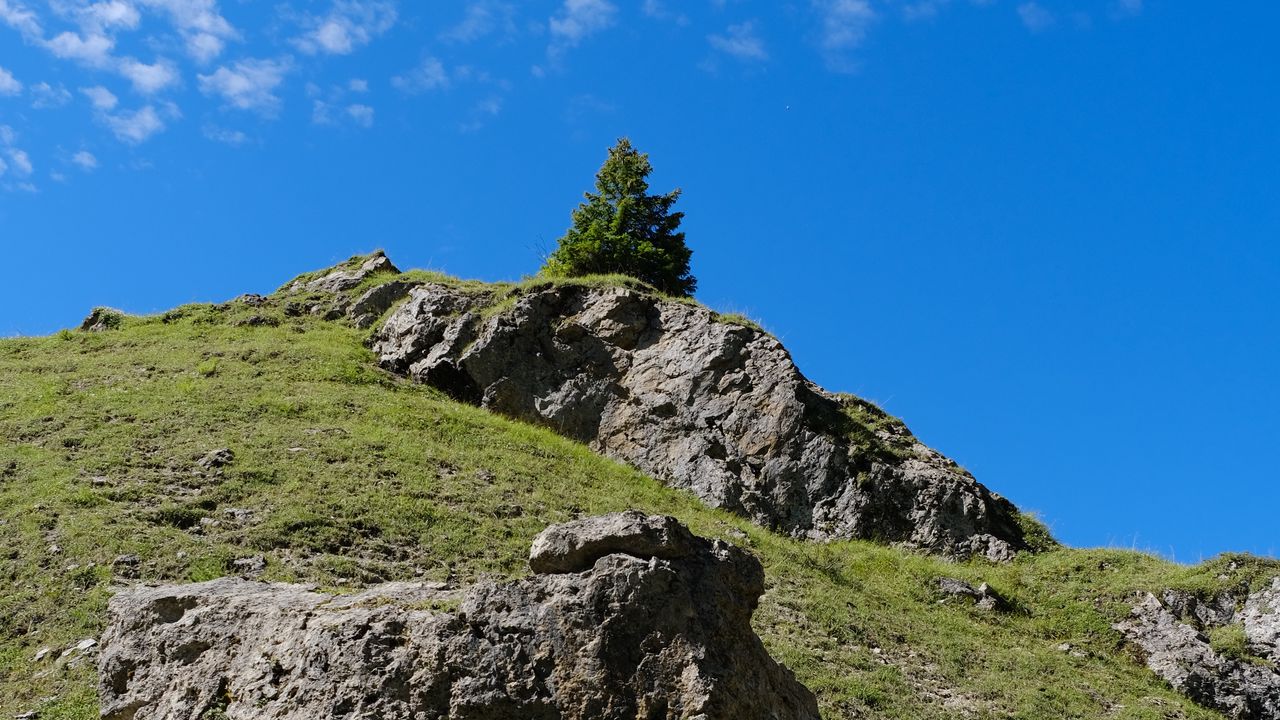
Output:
[
  {"left": 1, "top": 286, "right": 1274, "bottom": 719},
  {"left": 714, "top": 311, "right": 764, "bottom": 332}
]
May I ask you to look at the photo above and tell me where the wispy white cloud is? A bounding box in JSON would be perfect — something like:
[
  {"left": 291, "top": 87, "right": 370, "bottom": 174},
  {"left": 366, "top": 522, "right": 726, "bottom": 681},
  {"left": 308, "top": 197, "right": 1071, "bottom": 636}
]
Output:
[
  {"left": 459, "top": 94, "right": 502, "bottom": 133},
  {"left": 902, "top": 0, "right": 949, "bottom": 21},
  {"left": 198, "top": 57, "right": 290, "bottom": 114},
  {"left": 311, "top": 99, "right": 333, "bottom": 124},
  {"left": 0, "top": 0, "right": 43, "bottom": 40},
  {"left": 119, "top": 57, "right": 180, "bottom": 94},
  {"left": 708, "top": 21, "right": 767, "bottom": 62},
  {"left": 102, "top": 103, "right": 173, "bottom": 143},
  {"left": 548, "top": 0, "right": 616, "bottom": 57},
  {"left": 46, "top": 30, "right": 116, "bottom": 66},
  {"left": 135, "top": 0, "right": 238, "bottom": 63},
  {"left": 30, "top": 81, "right": 72, "bottom": 108},
  {"left": 813, "top": 0, "right": 875, "bottom": 72},
  {"left": 81, "top": 85, "right": 119, "bottom": 110},
  {"left": 80, "top": 1, "right": 141, "bottom": 31},
  {"left": 7, "top": 147, "right": 32, "bottom": 175},
  {"left": 346, "top": 103, "right": 373, "bottom": 127},
  {"left": 392, "top": 56, "right": 449, "bottom": 93},
  {"left": 348, "top": 78, "right": 368, "bottom": 92},
  {"left": 0, "top": 126, "right": 34, "bottom": 190},
  {"left": 1116, "top": 0, "right": 1142, "bottom": 17},
  {"left": 642, "top": 0, "right": 688, "bottom": 25},
  {"left": 71, "top": 149, "right": 98, "bottom": 170},
  {"left": 0, "top": 66, "right": 20, "bottom": 95},
  {"left": 293, "top": 0, "right": 397, "bottom": 56},
  {"left": 1018, "top": 2, "right": 1054, "bottom": 31},
  {"left": 203, "top": 124, "right": 247, "bottom": 145},
  {"left": 442, "top": 1, "right": 516, "bottom": 43},
  {"left": 564, "top": 92, "right": 615, "bottom": 123}
]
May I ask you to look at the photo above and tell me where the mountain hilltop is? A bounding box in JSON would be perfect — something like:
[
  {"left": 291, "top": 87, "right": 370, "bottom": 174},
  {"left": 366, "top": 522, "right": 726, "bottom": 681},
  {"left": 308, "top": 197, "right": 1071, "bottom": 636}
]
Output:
[{"left": 2, "top": 252, "right": 1278, "bottom": 719}]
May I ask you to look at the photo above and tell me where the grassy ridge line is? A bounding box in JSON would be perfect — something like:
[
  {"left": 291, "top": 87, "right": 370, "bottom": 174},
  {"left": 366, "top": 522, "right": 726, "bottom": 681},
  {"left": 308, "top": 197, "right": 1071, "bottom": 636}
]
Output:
[{"left": 0, "top": 290, "right": 1269, "bottom": 718}]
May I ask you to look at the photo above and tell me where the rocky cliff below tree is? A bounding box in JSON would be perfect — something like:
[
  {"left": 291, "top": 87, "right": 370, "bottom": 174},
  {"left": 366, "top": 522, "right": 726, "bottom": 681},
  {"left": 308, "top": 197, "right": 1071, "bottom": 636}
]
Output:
[
  {"left": 359, "top": 274, "right": 1028, "bottom": 560},
  {"left": 98, "top": 512, "right": 819, "bottom": 720}
]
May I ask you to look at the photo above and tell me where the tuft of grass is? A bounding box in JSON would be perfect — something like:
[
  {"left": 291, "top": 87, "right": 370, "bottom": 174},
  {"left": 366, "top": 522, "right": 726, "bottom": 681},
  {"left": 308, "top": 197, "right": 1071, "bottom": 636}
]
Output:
[
  {"left": 1208, "top": 624, "right": 1250, "bottom": 661},
  {"left": 197, "top": 359, "right": 219, "bottom": 377},
  {"left": 833, "top": 394, "right": 919, "bottom": 463},
  {"left": 1016, "top": 512, "right": 1061, "bottom": 554},
  {"left": 714, "top": 311, "right": 764, "bottom": 332}
]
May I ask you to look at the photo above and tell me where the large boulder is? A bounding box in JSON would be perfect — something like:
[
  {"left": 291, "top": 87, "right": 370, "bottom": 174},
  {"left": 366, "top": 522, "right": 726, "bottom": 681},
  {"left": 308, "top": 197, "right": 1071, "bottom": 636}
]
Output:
[
  {"left": 372, "top": 282, "right": 1027, "bottom": 559},
  {"left": 98, "top": 512, "right": 820, "bottom": 720},
  {"left": 1115, "top": 588, "right": 1280, "bottom": 719}
]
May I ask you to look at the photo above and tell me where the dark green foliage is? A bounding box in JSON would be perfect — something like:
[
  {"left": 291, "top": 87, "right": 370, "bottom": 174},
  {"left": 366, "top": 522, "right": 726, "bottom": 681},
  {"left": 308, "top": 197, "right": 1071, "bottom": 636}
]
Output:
[{"left": 543, "top": 138, "right": 696, "bottom": 297}]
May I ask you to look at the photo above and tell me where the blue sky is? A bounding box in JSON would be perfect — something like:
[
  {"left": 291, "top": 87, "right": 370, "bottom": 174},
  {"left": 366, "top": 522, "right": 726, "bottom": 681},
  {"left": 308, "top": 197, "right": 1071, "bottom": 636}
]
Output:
[{"left": 2, "top": 1, "right": 1277, "bottom": 561}]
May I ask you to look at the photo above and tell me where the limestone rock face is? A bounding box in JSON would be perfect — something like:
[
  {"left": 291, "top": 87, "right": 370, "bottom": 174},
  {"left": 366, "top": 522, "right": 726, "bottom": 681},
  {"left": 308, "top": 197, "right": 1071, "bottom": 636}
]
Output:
[
  {"left": 1241, "top": 578, "right": 1280, "bottom": 659},
  {"left": 98, "top": 512, "right": 819, "bottom": 720},
  {"left": 371, "top": 282, "right": 1026, "bottom": 559},
  {"left": 1115, "top": 588, "right": 1280, "bottom": 719}
]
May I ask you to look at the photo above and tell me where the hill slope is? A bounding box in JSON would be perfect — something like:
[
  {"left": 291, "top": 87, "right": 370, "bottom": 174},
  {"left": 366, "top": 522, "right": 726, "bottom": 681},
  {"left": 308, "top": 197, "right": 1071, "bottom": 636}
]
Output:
[{"left": 1, "top": 260, "right": 1276, "bottom": 719}]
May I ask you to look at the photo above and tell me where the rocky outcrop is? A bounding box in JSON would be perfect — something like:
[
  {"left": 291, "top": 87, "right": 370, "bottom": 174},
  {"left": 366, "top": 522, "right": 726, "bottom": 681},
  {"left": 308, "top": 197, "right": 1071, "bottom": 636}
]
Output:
[
  {"left": 279, "top": 251, "right": 421, "bottom": 326},
  {"left": 288, "top": 251, "right": 400, "bottom": 294},
  {"left": 98, "top": 511, "right": 819, "bottom": 720},
  {"left": 1115, "top": 585, "right": 1280, "bottom": 719},
  {"left": 371, "top": 281, "right": 1027, "bottom": 559},
  {"left": 80, "top": 307, "right": 125, "bottom": 331},
  {"left": 936, "top": 577, "right": 1007, "bottom": 611}
]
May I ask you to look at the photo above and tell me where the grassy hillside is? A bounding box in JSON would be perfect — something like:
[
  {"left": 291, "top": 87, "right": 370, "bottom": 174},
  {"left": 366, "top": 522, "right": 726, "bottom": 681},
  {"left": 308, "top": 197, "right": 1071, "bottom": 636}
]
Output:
[{"left": 1, "top": 278, "right": 1275, "bottom": 719}]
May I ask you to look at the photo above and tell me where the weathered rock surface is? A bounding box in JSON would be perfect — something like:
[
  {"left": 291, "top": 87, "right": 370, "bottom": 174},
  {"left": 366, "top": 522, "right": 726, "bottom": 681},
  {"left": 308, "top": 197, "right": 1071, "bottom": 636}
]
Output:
[
  {"left": 289, "top": 251, "right": 400, "bottom": 294},
  {"left": 371, "top": 281, "right": 1027, "bottom": 559},
  {"left": 1115, "top": 587, "right": 1280, "bottom": 719},
  {"left": 98, "top": 511, "right": 819, "bottom": 720},
  {"left": 1241, "top": 578, "right": 1280, "bottom": 659},
  {"left": 936, "top": 577, "right": 1006, "bottom": 611},
  {"left": 348, "top": 279, "right": 419, "bottom": 328}
]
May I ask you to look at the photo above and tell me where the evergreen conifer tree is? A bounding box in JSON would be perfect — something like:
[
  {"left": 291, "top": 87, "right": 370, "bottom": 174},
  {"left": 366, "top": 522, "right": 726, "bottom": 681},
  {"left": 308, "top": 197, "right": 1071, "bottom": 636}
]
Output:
[{"left": 543, "top": 138, "right": 696, "bottom": 297}]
